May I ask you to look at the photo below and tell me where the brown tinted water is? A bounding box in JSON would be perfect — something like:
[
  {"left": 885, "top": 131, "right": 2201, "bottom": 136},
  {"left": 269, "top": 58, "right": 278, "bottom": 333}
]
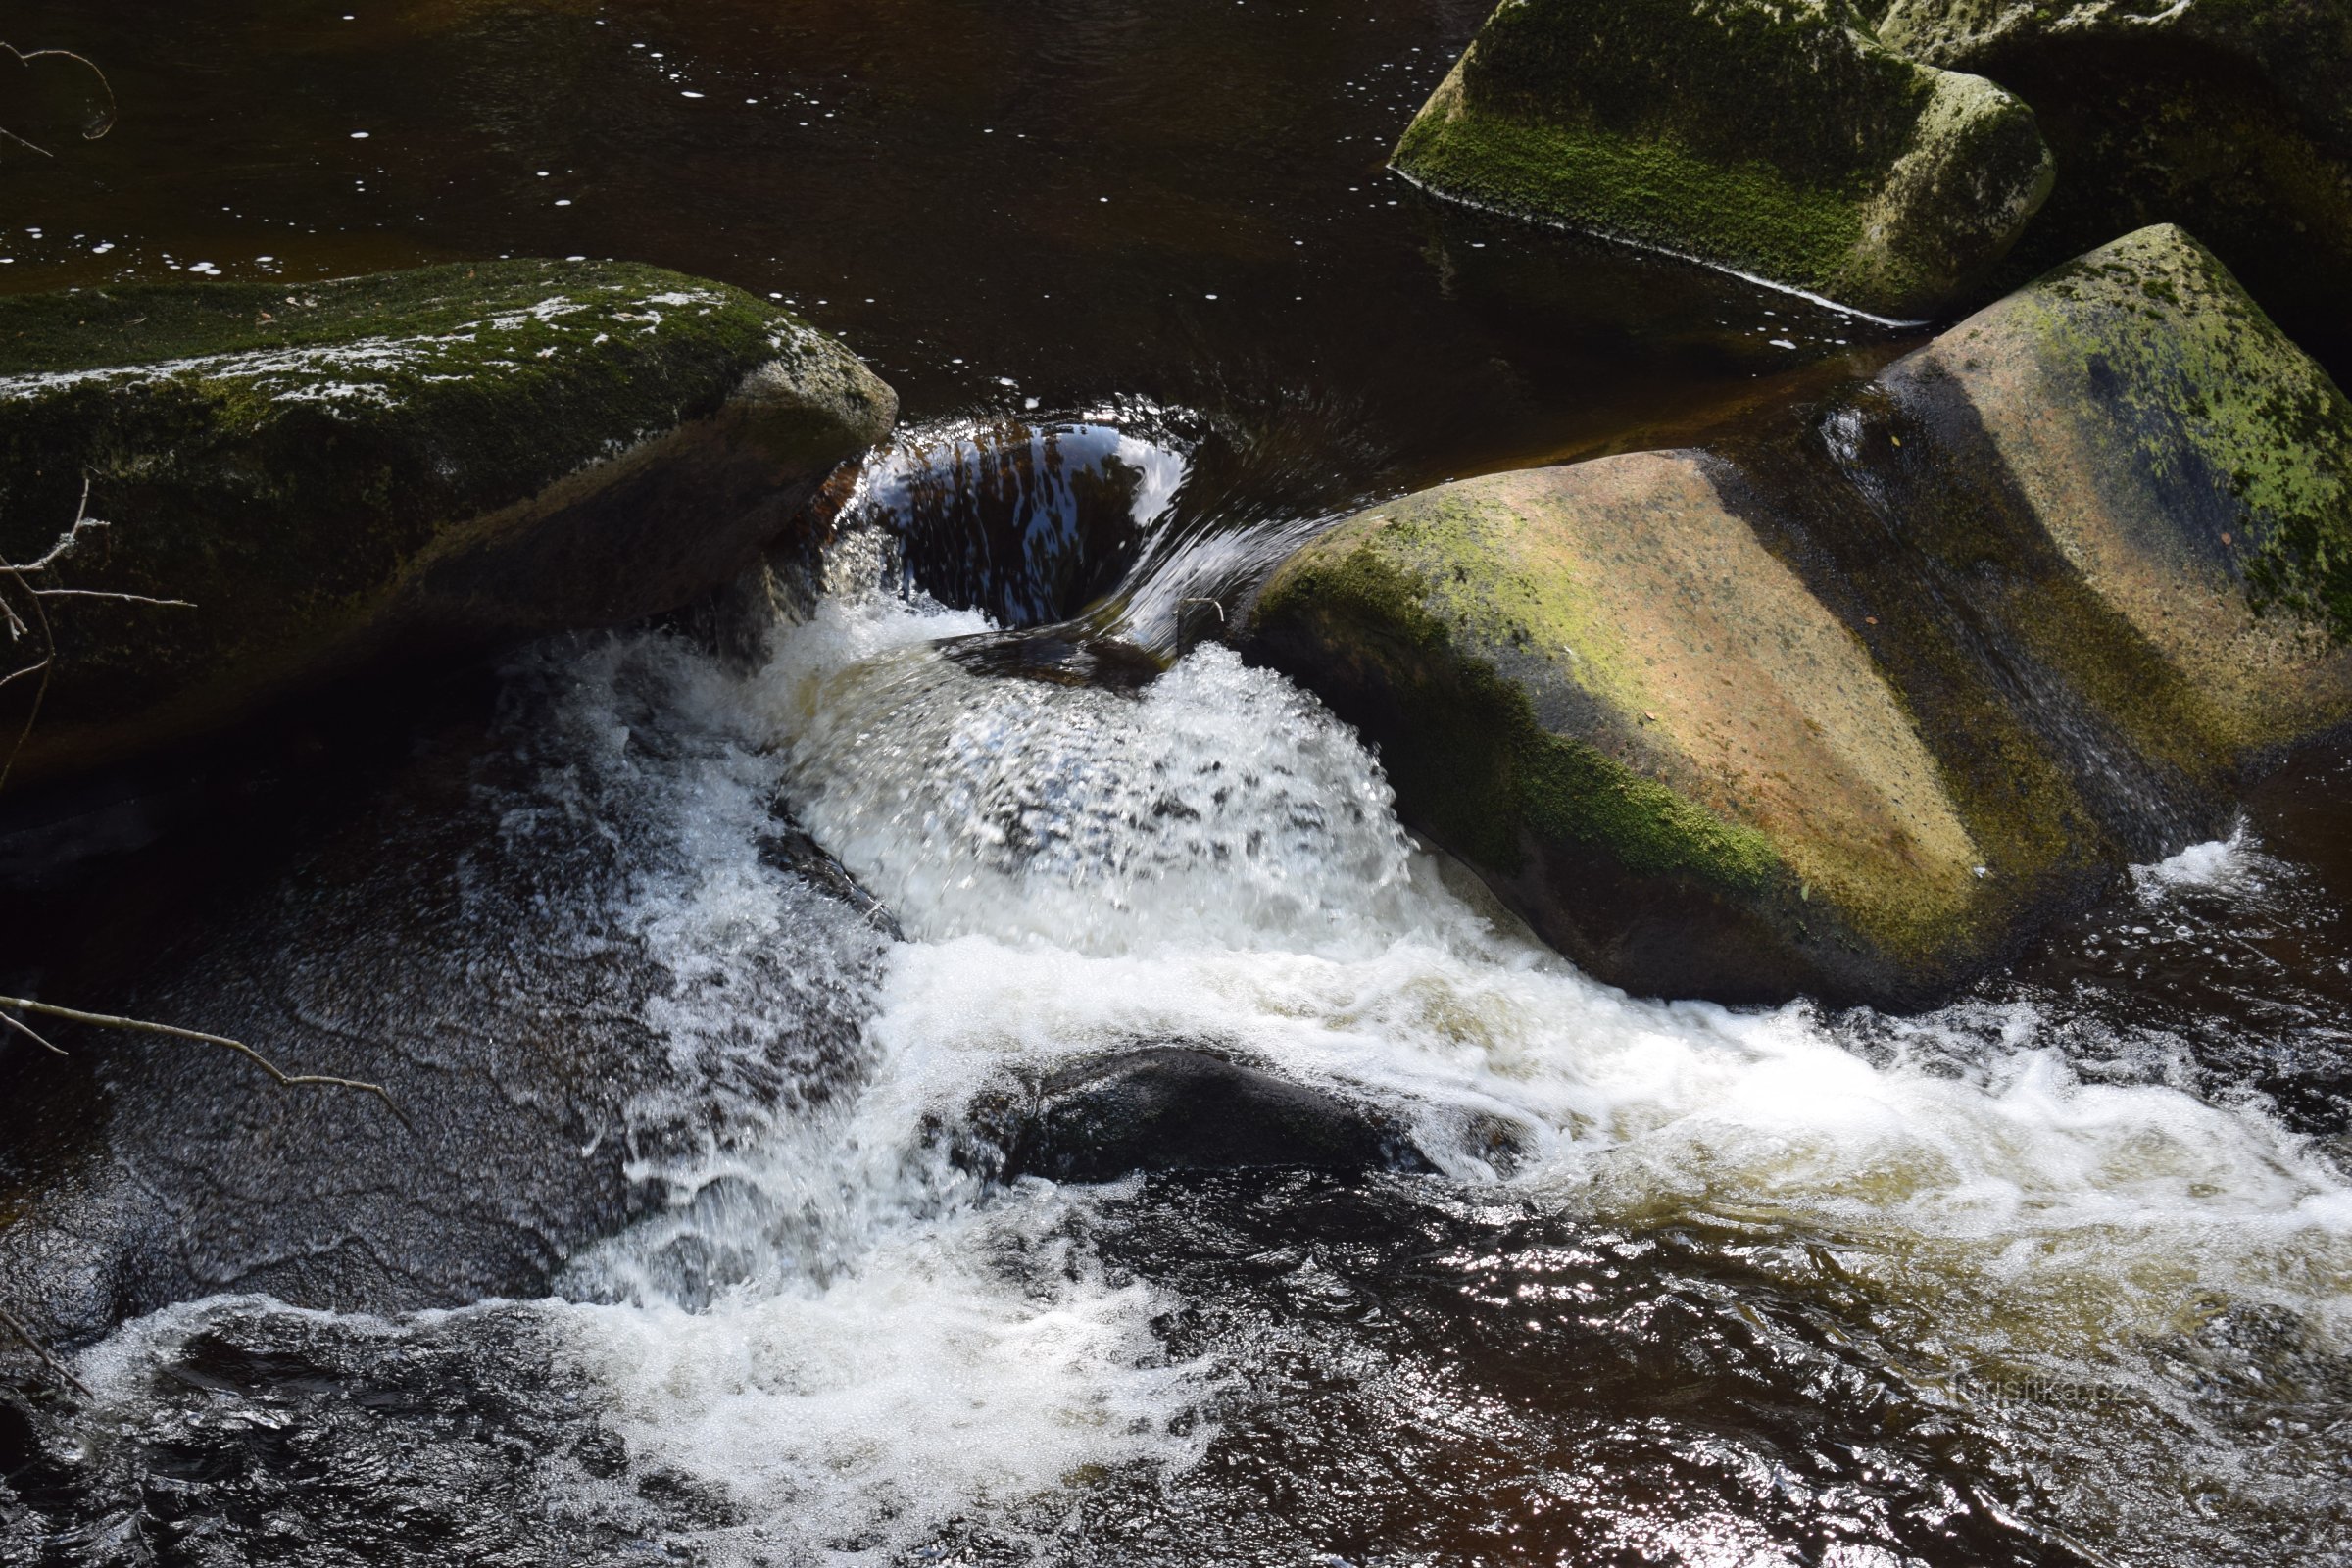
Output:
[{"left": 2, "top": 5, "right": 2350, "bottom": 1568}]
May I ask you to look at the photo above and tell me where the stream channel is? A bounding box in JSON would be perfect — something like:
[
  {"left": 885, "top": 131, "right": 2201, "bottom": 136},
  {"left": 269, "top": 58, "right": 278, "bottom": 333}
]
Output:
[{"left": 2, "top": 3, "right": 2349, "bottom": 1565}]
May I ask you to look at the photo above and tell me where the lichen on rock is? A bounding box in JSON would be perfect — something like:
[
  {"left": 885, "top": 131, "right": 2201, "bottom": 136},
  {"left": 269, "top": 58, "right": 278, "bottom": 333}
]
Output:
[
  {"left": 1391, "top": 0, "right": 2054, "bottom": 319},
  {"left": 0, "top": 260, "right": 897, "bottom": 783}
]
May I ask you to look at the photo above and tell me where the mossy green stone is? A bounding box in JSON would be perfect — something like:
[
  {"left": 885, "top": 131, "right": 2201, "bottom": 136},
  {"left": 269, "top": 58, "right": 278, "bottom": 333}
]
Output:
[
  {"left": 0, "top": 260, "right": 896, "bottom": 783},
  {"left": 1393, "top": 0, "right": 2054, "bottom": 318},
  {"left": 1248, "top": 454, "right": 1988, "bottom": 1005},
  {"left": 1877, "top": 0, "right": 2352, "bottom": 360},
  {"left": 1897, "top": 223, "right": 2352, "bottom": 742}
]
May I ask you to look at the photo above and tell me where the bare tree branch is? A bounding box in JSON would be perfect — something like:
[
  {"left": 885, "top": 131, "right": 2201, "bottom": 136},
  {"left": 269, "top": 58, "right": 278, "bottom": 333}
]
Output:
[
  {"left": 28, "top": 589, "right": 197, "bottom": 608},
  {"left": 0, "top": 1006, "right": 67, "bottom": 1055},
  {"left": 0, "top": 995, "right": 406, "bottom": 1121},
  {"left": 0, "top": 1304, "right": 91, "bottom": 1398}
]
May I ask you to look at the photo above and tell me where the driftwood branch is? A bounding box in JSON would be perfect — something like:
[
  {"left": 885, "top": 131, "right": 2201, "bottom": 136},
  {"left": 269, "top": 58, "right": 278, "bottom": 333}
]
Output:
[{"left": 0, "top": 995, "right": 405, "bottom": 1120}]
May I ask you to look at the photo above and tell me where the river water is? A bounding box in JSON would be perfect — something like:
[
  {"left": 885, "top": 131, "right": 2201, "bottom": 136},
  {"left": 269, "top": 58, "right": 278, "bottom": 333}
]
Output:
[{"left": 3, "top": 3, "right": 2350, "bottom": 1565}]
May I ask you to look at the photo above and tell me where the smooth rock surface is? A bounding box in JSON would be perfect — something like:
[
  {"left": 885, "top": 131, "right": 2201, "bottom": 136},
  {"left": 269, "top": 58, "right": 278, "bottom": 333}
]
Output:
[
  {"left": 1248, "top": 224, "right": 2352, "bottom": 1004},
  {"left": 1392, "top": 0, "right": 2054, "bottom": 318},
  {"left": 0, "top": 261, "right": 896, "bottom": 784}
]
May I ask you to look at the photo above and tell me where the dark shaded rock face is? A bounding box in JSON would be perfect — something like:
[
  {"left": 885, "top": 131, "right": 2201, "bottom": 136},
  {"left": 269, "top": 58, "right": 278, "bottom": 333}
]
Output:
[
  {"left": 0, "top": 261, "right": 896, "bottom": 786},
  {"left": 1877, "top": 0, "right": 2352, "bottom": 368},
  {"left": 987, "top": 1048, "right": 1430, "bottom": 1183},
  {"left": 0, "top": 636, "right": 892, "bottom": 1355},
  {"left": 1246, "top": 225, "right": 2352, "bottom": 1006}
]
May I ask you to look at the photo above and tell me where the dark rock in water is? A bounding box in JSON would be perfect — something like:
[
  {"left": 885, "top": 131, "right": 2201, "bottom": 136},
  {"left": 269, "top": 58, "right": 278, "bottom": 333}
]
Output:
[
  {"left": 0, "top": 644, "right": 893, "bottom": 1357},
  {"left": 1246, "top": 224, "right": 2352, "bottom": 1006},
  {"left": 0, "top": 261, "right": 896, "bottom": 786},
  {"left": 1392, "top": 0, "right": 2053, "bottom": 318},
  {"left": 1876, "top": 0, "right": 2352, "bottom": 368},
  {"left": 988, "top": 1047, "right": 1431, "bottom": 1183},
  {"left": 940, "top": 627, "right": 1167, "bottom": 692}
]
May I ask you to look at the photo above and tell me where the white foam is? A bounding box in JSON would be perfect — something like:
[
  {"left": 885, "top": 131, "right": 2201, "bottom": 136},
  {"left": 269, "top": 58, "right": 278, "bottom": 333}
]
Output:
[
  {"left": 2132, "top": 820, "right": 2268, "bottom": 897},
  {"left": 744, "top": 588, "right": 2352, "bottom": 1363},
  {"left": 564, "top": 1197, "right": 1206, "bottom": 1564}
]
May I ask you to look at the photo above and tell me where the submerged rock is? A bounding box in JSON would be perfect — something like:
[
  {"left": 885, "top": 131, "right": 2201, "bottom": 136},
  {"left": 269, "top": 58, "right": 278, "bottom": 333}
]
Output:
[
  {"left": 1876, "top": 0, "right": 2352, "bottom": 366},
  {"left": 1248, "top": 223, "right": 2352, "bottom": 1004},
  {"left": 1392, "top": 0, "right": 2054, "bottom": 319},
  {"left": 985, "top": 1048, "right": 1429, "bottom": 1183},
  {"left": 0, "top": 262, "right": 895, "bottom": 785}
]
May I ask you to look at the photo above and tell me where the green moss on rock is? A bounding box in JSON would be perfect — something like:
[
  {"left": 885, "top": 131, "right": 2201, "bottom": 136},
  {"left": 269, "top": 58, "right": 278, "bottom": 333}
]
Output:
[
  {"left": 1876, "top": 0, "right": 2352, "bottom": 364},
  {"left": 1393, "top": 0, "right": 2053, "bottom": 318},
  {"left": 1910, "top": 224, "right": 2352, "bottom": 746},
  {"left": 1248, "top": 456, "right": 1989, "bottom": 1004},
  {"left": 0, "top": 260, "right": 896, "bottom": 782}
]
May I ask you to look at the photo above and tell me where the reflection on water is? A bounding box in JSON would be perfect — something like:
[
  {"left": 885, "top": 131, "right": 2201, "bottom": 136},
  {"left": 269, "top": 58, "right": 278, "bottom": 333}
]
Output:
[{"left": 846, "top": 409, "right": 1190, "bottom": 628}]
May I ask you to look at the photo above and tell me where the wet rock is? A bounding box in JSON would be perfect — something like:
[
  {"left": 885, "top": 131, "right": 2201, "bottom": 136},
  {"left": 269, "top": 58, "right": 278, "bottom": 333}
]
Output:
[
  {"left": 987, "top": 1048, "right": 1430, "bottom": 1183},
  {"left": 940, "top": 627, "right": 1167, "bottom": 691},
  {"left": 1876, "top": 0, "right": 2352, "bottom": 368},
  {"left": 1247, "top": 223, "right": 2352, "bottom": 1005},
  {"left": 1392, "top": 0, "right": 2054, "bottom": 319},
  {"left": 0, "top": 261, "right": 896, "bottom": 786},
  {"left": 0, "top": 643, "right": 893, "bottom": 1356}
]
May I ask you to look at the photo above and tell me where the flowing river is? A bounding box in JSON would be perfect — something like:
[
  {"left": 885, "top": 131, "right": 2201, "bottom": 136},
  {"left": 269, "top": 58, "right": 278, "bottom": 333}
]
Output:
[{"left": 3, "top": 2, "right": 2350, "bottom": 1565}]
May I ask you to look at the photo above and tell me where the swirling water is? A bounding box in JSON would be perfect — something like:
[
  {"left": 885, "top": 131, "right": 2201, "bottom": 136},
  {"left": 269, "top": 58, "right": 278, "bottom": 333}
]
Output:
[{"left": 14, "top": 514, "right": 2344, "bottom": 1564}]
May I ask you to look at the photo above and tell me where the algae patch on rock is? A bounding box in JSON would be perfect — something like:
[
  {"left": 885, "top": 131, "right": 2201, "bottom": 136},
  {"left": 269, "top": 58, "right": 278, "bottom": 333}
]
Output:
[
  {"left": 1392, "top": 0, "right": 2054, "bottom": 319},
  {"left": 0, "top": 261, "right": 896, "bottom": 784}
]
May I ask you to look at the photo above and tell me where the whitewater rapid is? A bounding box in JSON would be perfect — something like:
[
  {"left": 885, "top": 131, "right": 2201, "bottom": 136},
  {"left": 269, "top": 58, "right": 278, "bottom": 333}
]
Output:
[{"left": 56, "top": 542, "right": 2352, "bottom": 1566}]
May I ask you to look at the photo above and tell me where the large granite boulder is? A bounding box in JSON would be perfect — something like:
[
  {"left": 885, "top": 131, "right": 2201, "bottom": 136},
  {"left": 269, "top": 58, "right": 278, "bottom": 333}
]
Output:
[
  {"left": 1248, "top": 224, "right": 2352, "bottom": 1004},
  {"left": 1392, "top": 0, "right": 2055, "bottom": 319},
  {"left": 1875, "top": 0, "right": 2352, "bottom": 365},
  {"left": 0, "top": 262, "right": 895, "bottom": 785}
]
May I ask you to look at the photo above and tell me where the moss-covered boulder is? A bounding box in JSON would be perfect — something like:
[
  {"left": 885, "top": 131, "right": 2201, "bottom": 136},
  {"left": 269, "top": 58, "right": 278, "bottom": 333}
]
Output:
[
  {"left": 1248, "top": 224, "right": 2352, "bottom": 1004},
  {"left": 1247, "top": 455, "right": 1991, "bottom": 1004},
  {"left": 0, "top": 261, "right": 895, "bottom": 784},
  {"left": 1882, "top": 223, "right": 2352, "bottom": 735},
  {"left": 1875, "top": 0, "right": 2352, "bottom": 367},
  {"left": 1392, "top": 0, "right": 2055, "bottom": 319}
]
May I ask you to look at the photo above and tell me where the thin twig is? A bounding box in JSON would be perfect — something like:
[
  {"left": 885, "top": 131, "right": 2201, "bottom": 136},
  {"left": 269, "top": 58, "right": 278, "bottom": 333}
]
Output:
[
  {"left": 0, "top": 1007, "right": 66, "bottom": 1055},
  {"left": 28, "top": 589, "right": 196, "bottom": 608},
  {"left": 0, "top": 559, "right": 55, "bottom": 794},
  {"left": 0, "top": 658, "right": 45, "bottom": 692},
  {"left": 0, "top": 995, "right": 405, "bottom": 1120},
  {"left": 0, "top": 45, "right": 119, "bottom": 160},
  {"left": 5, "top": 479, "right": 108, "bottom": 573},
  {"left": 0, "top": 1304, "right": 91, "bottom": 1398}
]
